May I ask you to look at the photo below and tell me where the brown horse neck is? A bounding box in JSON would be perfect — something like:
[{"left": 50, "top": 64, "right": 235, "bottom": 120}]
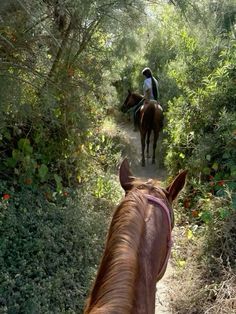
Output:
[
  {"left": 133, "top": 93, "right": 143, "bottom": 104},
  {"left": 84, "top": 187, "right": 171, "bottom": 314}
]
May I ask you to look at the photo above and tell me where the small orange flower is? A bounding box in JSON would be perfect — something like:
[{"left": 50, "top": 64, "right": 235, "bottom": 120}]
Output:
[
  {"left": 209, "top": 181, "right": 214, "bottom": 186},
  {"left": 45, "top": 192, "right": 52, "bottom": 201},
  {"left": 3, "top": 194, "right": 10, "bottom": 200},
  {"left": 218, "top": 180, "right": 225, "bottom": 186},
  {"left": 63, "top": 191, "right": 68, "bottom": 197},
  {"left": 24, "top": 178, "right": 32, "bottom": 185},
  {"left": 67, "top": 67, "right": 74, "bottom": 77},
  {"left": 183, "top": 199, "right": 191, "bottom": 209},
  {"left": 191, "top": 210, "right": 199, "bottom": 218}
]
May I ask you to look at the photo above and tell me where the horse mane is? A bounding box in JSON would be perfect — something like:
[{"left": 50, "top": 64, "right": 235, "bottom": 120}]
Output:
[
  {"left": 132, "top": 91, "right": 143, "bottom": 101},
  {"left": 84, "top": 189, "right": 149, "bottom": 313}
]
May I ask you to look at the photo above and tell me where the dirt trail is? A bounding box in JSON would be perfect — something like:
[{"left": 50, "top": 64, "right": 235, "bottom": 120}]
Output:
[
  {"left": 117, "top": 120, "right": 174, "bottom": 314},
  {"left": 117, "top": 120, "right": 166, "bottom": 180}
]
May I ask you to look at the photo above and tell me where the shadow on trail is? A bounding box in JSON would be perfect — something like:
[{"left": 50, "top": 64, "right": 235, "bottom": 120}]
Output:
[{"left": 118, "top": 119, "right": 167, "bottom": 182}]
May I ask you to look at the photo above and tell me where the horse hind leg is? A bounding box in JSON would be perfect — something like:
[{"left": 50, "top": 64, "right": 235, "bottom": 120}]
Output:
[
  {"left": 141, "top": 133, "right": 146, "bottom": 167},
  {"left": 146, "top": 129, "right": 151, "bottom": 158}
]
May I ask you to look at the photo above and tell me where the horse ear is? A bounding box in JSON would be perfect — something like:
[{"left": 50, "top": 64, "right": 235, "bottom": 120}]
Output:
[
  {"left": 166, "top": 170, "right": 187, "bottom": 203},
  {"left": 119, "top": 158, "right": 134, "bottom": 192}
]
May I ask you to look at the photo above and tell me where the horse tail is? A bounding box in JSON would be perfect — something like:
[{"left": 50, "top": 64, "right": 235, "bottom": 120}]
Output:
[
  {"left": 151, "top": 102, "right": 164, "bottom": 130},
  {"left": 141, "top": 102, "right": 155, "bottom": 128}
]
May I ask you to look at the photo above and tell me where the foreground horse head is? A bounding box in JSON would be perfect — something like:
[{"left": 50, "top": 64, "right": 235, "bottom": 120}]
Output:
[{"left": 84, "top": 158, "right": 187, "bottom": 314}]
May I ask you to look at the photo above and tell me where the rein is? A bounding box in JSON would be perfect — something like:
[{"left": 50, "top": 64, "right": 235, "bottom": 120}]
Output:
[{"left": 145, "top": 194, "right": 173, "bottom": 278}]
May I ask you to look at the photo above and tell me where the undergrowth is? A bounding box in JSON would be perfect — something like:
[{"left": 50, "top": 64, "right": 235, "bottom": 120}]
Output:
[
  {"left": 171, "top": 181, "right": 236, "bottom": 314},
  {"left": 0, "top": 116, "right": 127, "bottom": 313}
]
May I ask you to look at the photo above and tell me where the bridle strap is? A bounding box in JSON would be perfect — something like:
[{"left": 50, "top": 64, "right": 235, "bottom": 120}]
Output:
[
  {"left": 145, "top": 195, "right": 172, "bottom": 233},
  {"left": 144, "top": 194, "right": 173, "bottom": 278}
]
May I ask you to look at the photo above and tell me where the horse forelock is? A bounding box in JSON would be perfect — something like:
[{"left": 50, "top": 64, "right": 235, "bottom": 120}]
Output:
[{"left": 132, "top": 179, "right": 164, "bottom": 193}]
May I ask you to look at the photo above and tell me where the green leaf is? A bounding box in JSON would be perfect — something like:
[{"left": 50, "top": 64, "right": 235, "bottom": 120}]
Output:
[
  {"left": 219, "top": 208, "right": 230, "bottom": 219},
  {"left": 3, "top": 130, "right": 11, "bottom": 140},
  {"left": 232, "top": 195, "right": 236, "bottom": 210},
  {"left": 230, "top": 166, "right": 236, "bottom": 177},
  {"left": 38, "top": 164, "right": 48, "bottom": 181},
  {"left": 227, "top": 181, "right": 236, "bottom": 190},
  {"left": 212, "top": 162, "right": 218, "bottom": 171},
  {"left": 200, "top": 210, "right": 212, "bottom": 224},
  {"left": 54, "top": 174, "right": 63, "bottom": 192},
  {"left": 222, "top": 152, "right": 230, "bottom": 159},
  {"left": 18, "top": 138, "right": 33, "bottom": 155},
  {"left": 203, "top": 167, "right": 211, "bottom": 175},
  {"left": 187, "top": 229, "right": 193, "bottom": 240},
  {"left": 12, "top": 149, "right": 22, "bottom": 161},
  {"left": 177, "top": 260, "right": 186, "bottom": 268},
  {"left": 5, "top": 157, "right": 18, "bottom": 168}
]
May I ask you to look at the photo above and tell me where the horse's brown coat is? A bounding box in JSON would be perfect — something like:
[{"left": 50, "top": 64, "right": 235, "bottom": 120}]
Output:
[
  {"left": 121, "top": 91, "right": 164, "bottom": 166},
  {"left": 84, "top": 159, "right": 187, "bottom": 314}
]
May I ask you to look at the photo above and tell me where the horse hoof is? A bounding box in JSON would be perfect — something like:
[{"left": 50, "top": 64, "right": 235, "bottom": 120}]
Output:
[
  {"left": 142, "top": 161, "right": 145, "bottom": 167},
  {"left": 152, "top": 160, "right": 155, "bottom": 164}
]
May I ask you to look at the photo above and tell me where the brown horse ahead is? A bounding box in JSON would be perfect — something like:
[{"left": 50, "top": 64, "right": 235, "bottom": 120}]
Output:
[
  {"left": 84, "top": 158, "right": 187, "bottom": 314},
  {"left": 121, "top": 90, "right": 164, "bottom": 167}
]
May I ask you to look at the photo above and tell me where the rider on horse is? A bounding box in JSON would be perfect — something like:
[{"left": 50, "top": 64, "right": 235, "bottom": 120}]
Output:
[{"left": 132, "top": 67, "right": 160, "bottom": 131}]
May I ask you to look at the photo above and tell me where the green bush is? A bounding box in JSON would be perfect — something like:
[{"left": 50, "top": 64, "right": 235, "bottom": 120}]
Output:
[{"left": 0, "top": 184, "right": 117, "bottom": 313}]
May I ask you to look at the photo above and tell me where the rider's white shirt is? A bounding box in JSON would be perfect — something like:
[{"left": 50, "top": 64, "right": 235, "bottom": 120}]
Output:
[{"left": 143, "top": 77, "right": 159, "bottom": 100}]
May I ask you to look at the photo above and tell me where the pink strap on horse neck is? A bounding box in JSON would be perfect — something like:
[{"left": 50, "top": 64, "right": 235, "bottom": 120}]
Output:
[{"left": 145, "top": 194, "right": 173, "bottom": 277}]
